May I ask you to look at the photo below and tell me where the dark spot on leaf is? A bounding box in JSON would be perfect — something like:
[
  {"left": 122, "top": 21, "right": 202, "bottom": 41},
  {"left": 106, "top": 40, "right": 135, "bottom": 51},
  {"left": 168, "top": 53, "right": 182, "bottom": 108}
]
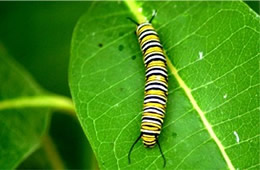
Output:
[
  {"left": 172, "top": 132, "right": 177, "bottom": 138},
  {"left": 131, "top": 55, "right": 136, "bottom": 60},
  {"left": 98, "top": 43, "right": 103, "bottom": 48},
  {"left": 120, "top": 87, "right": 124, "bottom": 92},
  {"left": 119, "top": 32, "right": 124, "bottom": 37},
  {"left": 110, "top": 142, "right": 114, "bottom": 147},
  {"left": 118, "top": 45, "right": 124, "bottom": 51}
]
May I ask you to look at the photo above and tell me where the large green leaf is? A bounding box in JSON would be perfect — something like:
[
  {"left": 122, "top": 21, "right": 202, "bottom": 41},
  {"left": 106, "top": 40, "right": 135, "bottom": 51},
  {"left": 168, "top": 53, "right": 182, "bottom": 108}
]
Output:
[
  {"left": 0, "top": 46, "right": 49, "bottom": 168},
  {"left": 69, "top": 1, "right": 259, "bottom": 169}
]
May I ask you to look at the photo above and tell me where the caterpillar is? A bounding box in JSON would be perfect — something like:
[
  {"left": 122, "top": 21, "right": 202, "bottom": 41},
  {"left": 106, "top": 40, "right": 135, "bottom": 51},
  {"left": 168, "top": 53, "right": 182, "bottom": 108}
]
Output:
[{"left": 128, "top": 11, "right": 168, "bottom": 167}]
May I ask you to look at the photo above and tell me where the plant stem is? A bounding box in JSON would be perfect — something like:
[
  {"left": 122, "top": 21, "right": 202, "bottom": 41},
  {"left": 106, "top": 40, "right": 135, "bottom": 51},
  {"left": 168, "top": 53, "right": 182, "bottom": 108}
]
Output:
[
  {"left": 42, "top": 135, "right": 66, "bottom": 169},
  {"left": 125, "top": 0, "right": 146, "bottom": 23},
  {"left": 0, "top": 95, "right": 75, "bottom": 116}
]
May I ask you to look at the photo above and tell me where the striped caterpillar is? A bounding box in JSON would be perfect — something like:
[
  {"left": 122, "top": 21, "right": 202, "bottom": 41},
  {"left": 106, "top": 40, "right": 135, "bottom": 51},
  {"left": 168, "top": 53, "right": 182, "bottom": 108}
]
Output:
[{"left": 128, "top": 11, "right": 168, "bottom": 167}]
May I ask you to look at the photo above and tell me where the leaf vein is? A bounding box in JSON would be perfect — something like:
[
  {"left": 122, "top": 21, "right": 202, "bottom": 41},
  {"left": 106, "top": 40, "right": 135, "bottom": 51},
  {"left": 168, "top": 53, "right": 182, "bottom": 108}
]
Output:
[{"left": 167, "top": 58, "right": 235, "bottom": 170}]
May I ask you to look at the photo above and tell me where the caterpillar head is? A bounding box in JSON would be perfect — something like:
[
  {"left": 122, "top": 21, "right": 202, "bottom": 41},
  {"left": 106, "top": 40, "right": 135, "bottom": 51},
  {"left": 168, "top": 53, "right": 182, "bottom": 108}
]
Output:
[{"left": 141, "top": 133, "right": 158, "bottom": 148}]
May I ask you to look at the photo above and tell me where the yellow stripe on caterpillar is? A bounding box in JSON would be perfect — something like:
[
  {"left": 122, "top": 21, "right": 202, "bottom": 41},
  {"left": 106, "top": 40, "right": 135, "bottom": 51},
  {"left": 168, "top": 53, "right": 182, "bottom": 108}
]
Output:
[
  {"left": 143, "top": 113, "right": 165, "bottom": 119},
  {"left": 142, "top": 137, "right": 157, "bottom": 142},
  {"left": 147, "top": 61, "right": 167, "bottom": 69},
  {"left": 140, "top": 36, "right": 160, "bottom": 46},
  {"left": 144, "top": 47, "right": 163, "bottom": 56},
  {"left": 143, "top": 139, "right": 156, "bottom": 147},
  {"left": 142, "top": 123, "right": 161, "bottom": 129},
  {"left": 146, "top": 75, "right": 167, "bottom": 83},
  {"left": 145, "top": 90, "right": 167, "bottom": 98},
  {"left": 137, "top": 25, "right": 154, "bottom": 35},
  {"left": 143, "top": 103, "right": 166, "bottom": 109}
]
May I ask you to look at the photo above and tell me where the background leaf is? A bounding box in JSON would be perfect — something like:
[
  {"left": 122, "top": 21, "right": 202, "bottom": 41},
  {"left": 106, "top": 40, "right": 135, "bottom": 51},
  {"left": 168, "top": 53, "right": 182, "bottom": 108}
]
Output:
[
  {"left": 0, "top": 2, "right": 97, "bottom": 169},
  {"left": 0, "top": 46, "right": 50, "bottom": 169},
  {"left": 70, "top": 1, "right": 259, "bottom": 169},
  {"left": 0, "top": 2, "right": 90, "bottom": 96}
]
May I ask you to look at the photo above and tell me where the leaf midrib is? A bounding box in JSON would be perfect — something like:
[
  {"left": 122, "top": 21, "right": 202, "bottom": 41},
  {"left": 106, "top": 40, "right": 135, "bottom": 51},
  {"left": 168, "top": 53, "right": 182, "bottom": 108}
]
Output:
[{"left": 166, "top": 59, "right": 235, "bottom": 170}]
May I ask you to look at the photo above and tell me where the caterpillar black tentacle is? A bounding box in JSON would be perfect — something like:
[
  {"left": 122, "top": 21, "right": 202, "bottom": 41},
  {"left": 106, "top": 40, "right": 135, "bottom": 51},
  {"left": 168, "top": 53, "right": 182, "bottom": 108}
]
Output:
[{"left": 128, "top": 12, "right": 168, "bottom": 168}]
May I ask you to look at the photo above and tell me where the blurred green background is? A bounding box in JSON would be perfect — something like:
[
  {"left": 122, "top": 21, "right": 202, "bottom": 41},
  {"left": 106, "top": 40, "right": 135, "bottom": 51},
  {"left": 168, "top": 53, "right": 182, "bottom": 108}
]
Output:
[
  {"left": 0, "top": 2, "right": 96, "bottom": 169},
  {"left": 0, "top": 1, "right": 258, "bottom": 169}
]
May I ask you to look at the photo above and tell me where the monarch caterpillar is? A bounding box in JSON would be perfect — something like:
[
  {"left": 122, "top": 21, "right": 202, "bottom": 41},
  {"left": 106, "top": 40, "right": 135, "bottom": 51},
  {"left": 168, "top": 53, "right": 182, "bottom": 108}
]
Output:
[{"left": 128, "top": 11, "right": 168, "bottom": 167}]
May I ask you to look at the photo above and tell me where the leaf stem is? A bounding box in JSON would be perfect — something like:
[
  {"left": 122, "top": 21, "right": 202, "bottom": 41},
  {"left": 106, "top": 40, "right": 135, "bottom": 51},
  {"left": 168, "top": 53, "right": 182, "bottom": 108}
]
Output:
[
  {"left": 125, "top": 0, "right": 146, "bottom": 23},
  {"left": 42, "top": 135, "right": 66, "bottom": 169},
  {"left": 0, "top": 95, "right": 75, "bottom": 116}
]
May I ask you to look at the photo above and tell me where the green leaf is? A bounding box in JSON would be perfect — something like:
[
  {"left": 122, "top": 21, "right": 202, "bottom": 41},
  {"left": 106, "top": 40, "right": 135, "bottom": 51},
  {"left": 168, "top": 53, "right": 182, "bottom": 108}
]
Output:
[
  {"left": 0, "top": 2, "right": 91, "bottom": 96},
  {"left": 0, "top": 45, "right": 50, "bottom": 169},
  {"left": 69, "top": 1, "right": 259, "bottom": 169},
  {"left": 0, "top": 3, "right": 98, "bottom": 169}
]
